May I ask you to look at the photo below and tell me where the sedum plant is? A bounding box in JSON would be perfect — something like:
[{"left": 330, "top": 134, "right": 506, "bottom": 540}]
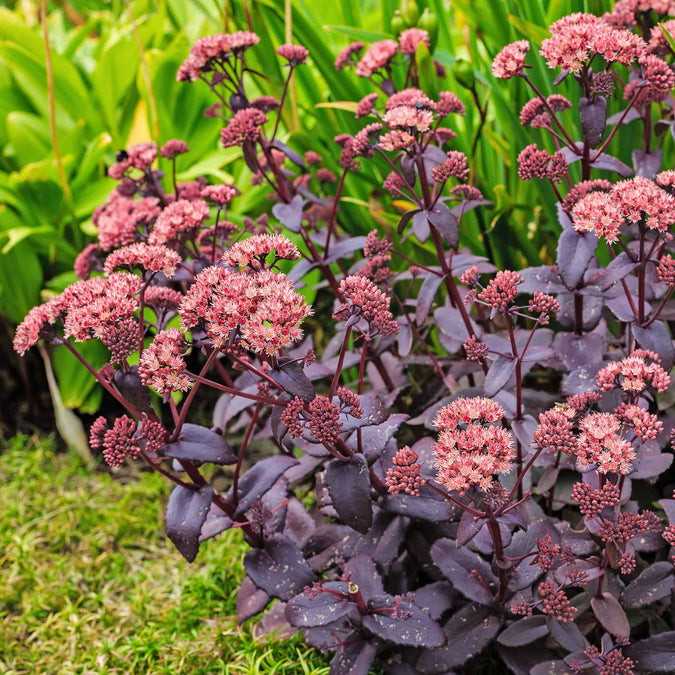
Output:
[{"left": 14, "top": 4, "right": 675, "bottom": 674}]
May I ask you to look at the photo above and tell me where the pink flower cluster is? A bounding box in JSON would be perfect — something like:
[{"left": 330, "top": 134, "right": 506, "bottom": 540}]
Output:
[
  {"left": 540, "top": 13, "right": 645, "bottom": 73},
  {"left": 492, "top": 40, "right": 530, "bottom": 79},
  {"left": 517, "top": 144, "right": 568, "bottom": 183},
  {"left": 94, "top": 193, "right": 161, "bottom": 251},
  {"left": 335, "top": 276, "right": 399, "bottom": 336},
  {"left": 139, "top": 328, "right": 193, "bottom": 394},
  {"left": 596, "top": 350, "right": 671, "bottom": 394},
  {"left": 571, "top": 481, "right": 621, "bottom": 519},
  {"left": 103, "top": 243, "right": 181, "bottom": 277},
  {"left": 90, "top": 415, "right": 141, "bottom": 467},
  {"left": 220, "top": 108, "right": 268, "bottom": 148},
  {"left": 222, "top": 233, "right": 300, "bottom": 270},
  {"left": 477, "top": 270, "right": 523, "bottom": 311},
  {"left": 108, "top": 142, "right": 157, "bottom": 179},
  {"left": 355, "top": 39, "right": 399, "bottom": 77},
  {"left": 433, "top": 397, "right": 514, "bottom": 494},
  {"left": 576, "top": 413, "right": 635, "bottom": 475},
  {"left": 386, "top": 446, "right": 423, "bottom": 496},
  {"left": 149, "top": 199, "right": 211, "bottom": 245}
]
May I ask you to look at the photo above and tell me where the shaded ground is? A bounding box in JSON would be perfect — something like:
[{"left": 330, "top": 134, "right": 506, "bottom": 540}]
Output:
[{"left": 0, "top": 435, "right": 330, "bottom": 674}]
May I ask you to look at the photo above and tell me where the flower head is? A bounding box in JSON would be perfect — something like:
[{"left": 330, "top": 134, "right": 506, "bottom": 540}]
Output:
[
  {"left": 478, "top": 270, "right": 523, "bottom": 311},
  {"left": 398, "top": 28, "right": 430, "bottom": 55},
  {"left": 149, "top": 199, "right": 210, "bottom": 245},
  {"left": 222, "top": 234, "right": 300, "bottom": 270},
  {"left": 139, "top": 328, "right": 193, "bottom": 394},
  {"left": 576, "top": 413, "right": 635, "bottom": 474},
  {"left": 220, "top": 108, "right": 267, "bottom": 148},
  {"left": 597, "top": 350, "right": 670, "bottom": 393},
  {"left": 277, "top": 43, "right": 309, "bottom": 66},
  {"left": 104, "top": 243, "right": 181, "bottom": 277},
  {"left": 335, "top": 275, "right": 399, "bottom": 336},
  {"left": 161, "top": 139, "right": 189, "bottom": 159},
  {"left": 335, "top": 42, "right": 364, "bottom": 70},
  {"left": 356, "top": 40, "right": 399, "bottom": 77},
  {"left": 102, "top": 415, "right": 141, "bottom": 467},
  {"left": 492, "top": 40, "right": 530, "bottom": 79},
  {"left": 386, "top": 446, "right": 422, "bottom": 496},
  {"left": 201, "top": 184, "right": 240, "bottom": 205}
]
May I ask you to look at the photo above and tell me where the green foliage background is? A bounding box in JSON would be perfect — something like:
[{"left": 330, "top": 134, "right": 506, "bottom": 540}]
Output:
[{"left": 0, "top": 0, "right": 647, "bottom": 414}]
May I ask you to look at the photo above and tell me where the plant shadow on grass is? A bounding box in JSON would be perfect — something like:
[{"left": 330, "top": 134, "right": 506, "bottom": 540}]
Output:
[{"left": 0, "top": 435, "right": 330, "bottom": 675}]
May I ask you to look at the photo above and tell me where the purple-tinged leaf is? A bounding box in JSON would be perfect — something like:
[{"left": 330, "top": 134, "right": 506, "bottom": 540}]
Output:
[
  {"left": 428, "top": 203, "right": 459, "bottom": 249},
  {"left": 659, "top": 498, "right": 675, "bottom": 524},
  {"left": 242, "top": 143, "right": 259, "bottom": 172},
  {"left": 199, "top": 502, "right": 232, "bottom": 542},
  {"left": 450, "top": 199, "right": 492, "bottom": 218},
  {"left": 530, "top": 661, "right": 574, "bottom": 675},
  {"left": 434, "top": 306, "right": 475, "bottom": 342},
  {"left": 381, "top": 490, "right": 457, "bottom": 522},
  {"left": 521, "top": 346, "right": 556, "bottom": 363},
  {"left": 270, "top": 358, "right": 315, "bottom": 400},
  {"left": 236, "top": 576, "right": 271, "bottom": 623},
  {"left": 165, "top": 484, "right": 213, "bottom": 562},
  {"left": 416, "top": 274, "right": 444, "bottom": 326},
  {"left": 398, "top": 321, "right": 413, "bottom": 357},
  {"left": 344, "top": 555, "right": 384, "bottom": 602},
  {"left": 401, "top": 154, "right": 417, "bottom": 186},
  {"left": 633, "top": 149, "right": 662, "bottom": 178},
  {"left": 348, "top": 413, "right": 408, "bottom": 462},
  {"left": 621, "top": 562, "right": 675, "bottom": 608},
  {"left": 625, "top": 632, "right": 675, "bottom": 672},
  {"left": 536, "top": 466, "right": 560, "bottom": 495},
  {"left": 590, "top": 592, "right": 629, "bottom": 636},
  {"left": 340, "top": 393, "right": 389, "bottom": 432},
  {"left": 303, "top": 524, "right": 358, "bottom": 572},
  {"left": 232, "top": 455, "right": 298, "bottom": 517},
  {"left": 285, "top": 581, "right": 355, "bottom": 627},
  {"left": 634, "top": 320, "right": 674, "bottom": 370},
  {"left": 412, "top": 582, "right": 455, "bottom": 621},
  {"left": 430, "top": 538, "right": 496, "bottom": 604},
  {"left": 269, "top": 139, "right": 306, "bottom": 168},
  {"left": 497, "top": 615, "right": 548, "bottom": 647},
  {"left": 283, "top": 497, "right": 316, "bottom": 546},
  {"left": 325, "top": 455, "right": 373, "bottom": 534},
  {"left": 554, "top": 332, "right": 606, "bottom": 371},
  {"left": 416, "top": 604, "right": 502, "bottom": 673},
  {"left": 363, "top": 595, "right": 446, "bottom": 647},
  {"left": 412, "top": 210, "right": 431, "bottom": 242},
  {"left": 563, "top": 361, "right": 605, "bottom": 395},
  {"left": 114, "top": 367, "right": 153, "bottom": 412},
  {"left": 556, "top": 228, "right": 597, "bottom": 290},
  {"left": 631, "top": 450, "right": 673, "bottom": 479},
  {"left": 511, "top": 416, "right": 537, "bottom": 451},
  {"left": 483, "top": 355, "right": 517, "bottom": 397},
  {"left": 322, "top": 236, "right": 368, "bottom": 265},
  {"left": 481, "top": 334, "right": 512, "bottom": 356},
  {"left": 498, "top": 641, "right": 562, "bottom": 675},
  {"left": 607, "top": 106, "right": 641, "bottom": 125},
  {"left": 548, "top": 616, "right": 586, "bottom": 652},
  {"left": 164, "top": 424, "right": 237, "bottom": 465},
  {"left": 397, "top": 208, "right": 421, "bottom": 235},
  {"left": 330, "top": 640, "right": 378, "bottom": 675},
  {"left": 607, "top": 295, "right": 641, "bottom": 322},
  {"left": 272, "top": 195, "right": 304, "bottom": 232},
  {"left": 592, "top": 153, "right": 633, "bottom": 177},
  {"left": 456, "top": 510, "right": 488, "bottom": 548},
  {"left": 244, "top": 533, "right": 317, "bottom": 601},
  {"left": 519, "top": 265, "right": 567, "bottom": 294},
  {"left": 580, "top": 96, "right": 606, "bottom": 148},
  {"left": 554, "top": 69, "right": 571, "bottom": 86},
  {"left": 601, "top": 252, "right": 638, "bottom": 290}
]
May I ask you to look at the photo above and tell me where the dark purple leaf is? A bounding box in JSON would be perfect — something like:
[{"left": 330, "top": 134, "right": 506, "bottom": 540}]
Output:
[
  {"left": 621, "top": 562, "right": 675, "bottom": 608},
  {"left": 401, "top": 154, "right": 417, "bottom": 186},
  {"left": 511, "top": 416, "right": 537, "bottom": 451},
  {"left": 325, "top": 455, "right": 373, "bottom": 533},
  {"left": 416, "top": 604, "right": 502, "bottom": 673},
  {"left": 530, "top": 661, "right": 574, "bottom": 675},
  {"left": 244, "top": 533, "right": 317, "bottom": 601},
  {"left": 625, "top": 632, "right": 675, "bottom": 672},
  {"left": 322, "top": 235, "right": 368, "bottom": 265},
  {"left": 272, "top": 195, "right": 304, "bottom": 232},
  {"left": 165, "top": 484, "right": 213, "bottom": 562},
  {"left": 607, "top": 106, "right": 641, "bottom": 125},
  {"left": 428, "top": 203, "right": 459, "bottom": 249},
  {"left": 412, "top": 210, "right": 431, "bottom": 242},
  {"left": 548, "top": 616, "right": 586, "bottom": 652},
  {"left": 347, "top": 413, "right": 408, "bottom": 462},
  {"left": 601, "top": 252, "right": 638, "bottom": 290},
  {"left": 553, "top": 332, "right": 606, "bottom": 371},
  {"left": 285, "top": 581, "right": 356, "bottom": 627},
  {"left": 344, "top": 554, "right": 384, "bottom": 601},
  {"left": 590, "top": 592, "right": 629, "bottom": 636},
  {"left": 456, "top": 510, "right": 488, "bottom": 548},
  {"left": 633, "top": 148, "right": 662, "bottom": 178},
  {"left": 340, "top": 393, "right": 389, "bottom": 432},
  {"left": 556, "top": 228, "right": 597, "bottom": 290},
  {"left": 520, "top": 346, "right": 556, "bottom": 363},
  {"left": 398, "top": 208, "right": 420, "bottom": 234},
  {"left": 580, "top": 96, "right": 606, "bottom": 148},
  {"left": 242, "top": 143, "right": 259, "bottom": 172},
  {"left": 416, "top": 274, "right": 444, "bottom": 326},
  {"left": 330, "top": 640, "right": 378, "bottom": 675},
  {"left": 114, "top": 367, "right": 152, "bottom": 412},
  {"left": 164, "top": 424, "right": 237, "bottom": 465},
  {"left": 634, "top": 320, "right": 674, "bottom": 370},
  {"left": 236, "top": 576, "right": 271, "bottom": 622},
  {"left": 497, "top": 615, "right": 548, "bottom": 647},
  {"left": 381, "top": 490, "right": 457, "bottom": 522},
  {"left": 659, "top": 498, "right": 675, "bottom": 524},
  {"left": 483, "top": 355, "right": 517, "bottom": 397},
  {"left": 363, "top": 595, "right": 446, "bottom": 647},
  {"left": 199, "top": 502, "right": 232, "bottom": 542},
  {"left": 554, "top": 69, "right": 571, "bottom": 85},
  {"left": 269, "top": 139, "right": 306, "bottom": 168},
  {"left": 270, "top": 358, "right": 315, "bottom": 400},
  {"left": 430, "top": 538, "right": 496, "bottom": 604},
  {"left": 537, "top": 466, "right": 560, "bottom": 494},
  {"left": 592, "top": 153, "right": 633, "bottom": 177},
  {"left": 434, "top": 306, "right": 474, "bottom": 342},
  {"left": 451, "top": 199, "right": 492, "bottom": 217},
  {"left": 631, "top": 450, "right": 673, "bottom": 479},
  {"left": 412, "top": 582, "right": 455, "bottom": 621},
  {"left": 232, "top": 455, "right": 298, "bottom": 516}
]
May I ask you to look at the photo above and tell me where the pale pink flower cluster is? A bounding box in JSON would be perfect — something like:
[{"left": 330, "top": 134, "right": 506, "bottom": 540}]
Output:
[
  {"left": 648, "top": 19, "right": 675, "bottom": 54},
  {"left": 573, "top": 177, "right": 675, "bottom": 243},
  {"left": 355, "top": 93, "right": 379, "bottom": 118},
  {"left": 222, "top": 234, "right": 300, "bottom": 270},
  {"left": 201, "top": 183, "right": 240, "bottom": 205},
  {"left": 277, "top": 44, "right": 309, "bottom": 66},
  {"left": 180, "top": 263, "right": 311, "bottom": 356},
  {"left": 139, "top": 327, "right": 193, "bottom": 394},
  {"left": 433, "top": 397, "right": 514, "bottom": 494},
  {"left": 103, "top": 243, "right": 181, "bottom": 277},
  {"left": 596, "top": 350, "right": 671, "bottom": 393},
  {"left": 334, "top": 42, "right": 364, "bottom": 71},
  {"left": 160, "top": 139, "right": 189, "bottom": 159},
  {"left": 431, "top": 151, "right": 470, "bottom": 183},
  {"left": 378, "top": 130, "right": 414, "bottom": 151},
  {"left": 335, "top": 275, "right": 399, "bottom": 336},
  {"left": 606, "top": 0, "right": 675, "bottom": 30},
  {"left": 108, "top": 142, "right": 158, "bottom": 179},
  {"left": 94, "top": 193, "right": 161, "bottom": 251},
  {"left": 436, "top": 91, "right": 466, "bottom": 116},
  {"left": 540, "top": 13, "right": 645, "bottom": 72},
  {"left": 478, "top": 270, "right": 524, "bottom": 311},
  {"left": 149, "top": 198, "right": 210, "bottom": 245},
  {"left": 576, "top": 413, "right": 635, "bottom": 474},
  {"left": 491, "top": 40, "right": 530, "bottom": 79},
  {"left": 177, "top": 32, "right": 260, "bottom": 82},
  {"left": 398, "top": 28, "right": 430, "bottom": 55},
  {"left": 356, "top": 39, "right": 399, "bottom": 77},
  {"left": 383, "top": 105, "right": 434, "bottom": 132}
]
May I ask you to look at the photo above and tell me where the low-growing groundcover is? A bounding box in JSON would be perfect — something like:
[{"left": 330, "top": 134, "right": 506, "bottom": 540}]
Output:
[
  {"left": 0, "top": 436, "right": 330, "bottom": 674},
  {"left": 10, "top": 1, "right": 675, "bottom": 675}
]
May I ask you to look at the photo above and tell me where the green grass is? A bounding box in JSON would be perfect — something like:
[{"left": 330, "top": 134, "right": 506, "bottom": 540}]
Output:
[{"left": 0, "top": 435, "right": 330, "bottom": 675}]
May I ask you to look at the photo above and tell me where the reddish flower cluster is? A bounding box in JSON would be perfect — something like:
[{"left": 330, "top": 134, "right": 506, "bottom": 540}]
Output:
[
  {"left": 436, "top": 91, "right": 466, "bottom": 117},
  {"left": 599, "top": 510, "right": 661, "bottom": 543},
  {"left": 138, "top": 328, "right": 193, "bottom": 394},
  {"left": 517, "top": 144, "right": 567, "bottom": 182},
  {"left": 657, "top": 254, "right": 675, "bottom": 286},
  {"left": 336, "top": 275, "right": 399, "bottom": 336},
  {"left": 94, "top": 193, "right": 161, "bottom": 251},
  {"left": 201, "top": 183, "right": 239, "bottom": 205},
  {"left": 356, "top": 39, "right": 399, "bottom": 77},
  {"left": 73, "top": 243, "right": 100, "bottom": 280},
  {"left": 336, "top": 387, "right": 363, "bottom": 418},
  {"left": 108, "top": 142, "right": 157, "bottom": 179},
  {"left": 100, "top": 319, "right": 139, "bottom": 363},
  {"left": 627, "top": 54, "right": 675, "bottom": 104},
  {"left": 533, "top": 534, "right": 562, "bottom": 572},
  {"left": 386, "top": 446, "right": 423, "bottom": 496},
  {"left": 355, "top": 93, "right": 379, "bottom": 119},
  {"left": 540, "top": 13, "right": 645, "bottom": 72},
  {"left": 571, "top": 481, "right": 621, "bottom": 519},
  {"left": 576, "top": 413, "right": 635, "bottom": 474},
  {"left": 334, "top": 42, "right": 364, "bottom": 71},
  {"left": 161, "top": 139, "right": 189, "bottom": 159},
  {"left": 463, "top": 335, "right": 488, "bottom": 362},
  {"left": 101, "top": 415, "right": 141, "bottom": 467},
  {"left": 519, "top": 95, "right": 572, "bottom": 127},
  {"left": 103, "top": 243, "right": 181, "bottom": 277},
  {"left": 180, "top": 264, "right": 311, "bottom": 356},
  {"left": 308, "top": 396, "right": 343, "bottom": 444},
  {"left": 478, "top": 270, "right": 523, "bottom": 311},
  {"left": 222, "top": 234, "right": 300, "bottom": 270},
  {"left": 280, "top": 397, "right": 306, "bottom": 438},
  {"left": 596, "top": 350, "right": 671, "bottom": 393},
  {"left": 220, "top": 108, "right": 268, "bottom": 148},
  {"left": 529, "top": 292, "right": 560, "bottom": 323},
  {"left": 177, "top": 31, "right": 260, "bottom": 82},
  {"left": 492, "top": 40, "right": 530, "bottom": 79},
  {"left": 533, "top": 405, "right": 578, "bottom": 454},
  {"left": 144, "top": 286, "right": 183, "bottom": 314},
  {"left": 277, "top": 44, "right": 309, "bottom": 66},
  {"left": 562, "top": 179, "right": 612, "bottom": 212},
  {"left": 433, "top": 397, "right": 514, "bottom": 494},
  {"left": 431, "top": 151, "right": 470, "bottom": 183},
  {"left": 398, "top": 28, "right": 430, "bottom": 55},
  {"left": 538, "top": 579, "right": 577, "bottom": 622},
  {"left": 615, "top": 403, "right": 662, "bottom": 439}
]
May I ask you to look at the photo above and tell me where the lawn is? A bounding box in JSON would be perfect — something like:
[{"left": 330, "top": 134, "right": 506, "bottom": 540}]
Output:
[{"left": 0, "top": 435, "right": 330, "bottom": 675}]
